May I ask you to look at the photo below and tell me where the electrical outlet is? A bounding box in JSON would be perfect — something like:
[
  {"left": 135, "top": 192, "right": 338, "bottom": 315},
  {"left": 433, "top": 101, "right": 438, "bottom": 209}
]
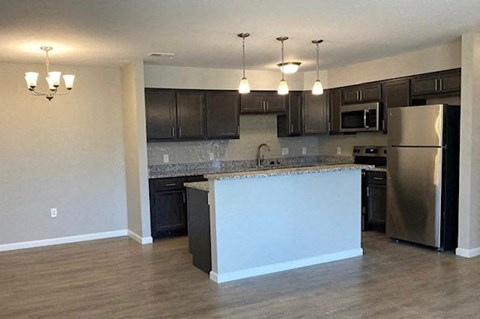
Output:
[
  {"left": 336, "top": 147, "right": 342, "bottom": 155},
  {"left": 209, "top": 153, "right": 214, "bottom": 160},
  {"left": 50, "top": 208, "right": 57, "bottom": 218},
  {"left": 282, "top": 147, "right": 289, "bottom": 156},
  {"left": 302, "top": 147, "right": 307, "bottom": 155},
  {"left": 163, "top": 154, "right": 169, "bottom": 163}
]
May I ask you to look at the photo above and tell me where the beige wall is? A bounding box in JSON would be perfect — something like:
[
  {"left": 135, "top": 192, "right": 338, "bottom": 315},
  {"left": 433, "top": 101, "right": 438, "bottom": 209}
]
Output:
[
  {"left": 326, "top": 40, "right": 461, "bottom": 88},
  {"left": 0, "top": 63, "right": 127, "bottom": 245},
  {"left": 121, "top": 62, "right": 151, "bottom": 242},
  {"left": 457, "top": 33, "right": 480, "bottom": 256}
]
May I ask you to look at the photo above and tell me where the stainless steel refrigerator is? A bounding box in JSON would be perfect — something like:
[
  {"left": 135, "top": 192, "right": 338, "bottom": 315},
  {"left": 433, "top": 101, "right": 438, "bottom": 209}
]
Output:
[{"left": 386, "top": 104, "right": 460, "bottom": 250}]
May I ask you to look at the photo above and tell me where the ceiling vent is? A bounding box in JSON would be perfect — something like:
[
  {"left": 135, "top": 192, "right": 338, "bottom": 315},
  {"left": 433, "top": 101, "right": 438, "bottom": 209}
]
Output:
[{"left": 148, "top": 52, "right": 175, "bottom": 58}]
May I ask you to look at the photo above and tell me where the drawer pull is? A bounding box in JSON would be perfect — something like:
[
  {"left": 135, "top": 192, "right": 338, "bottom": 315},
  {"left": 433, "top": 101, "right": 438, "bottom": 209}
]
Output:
[
  {"left": 373, "top": 177, "right": 384, "bottom": 181},
  {"left": 165, "top": 183, "right": 177, "bottom": 187}
]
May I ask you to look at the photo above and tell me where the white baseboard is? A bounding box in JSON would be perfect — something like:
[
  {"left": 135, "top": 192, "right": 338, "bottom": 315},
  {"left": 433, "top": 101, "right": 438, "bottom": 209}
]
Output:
[
  {"left": 456, "top": 247, "right": 480, "bottom": 258},
  {"left": 128, "top": 230, "right": 153, "bottom": 245},
  {"left": 0, "top": 230, "right": 128, "bottom": 252},
  {"left": 210, "top": 248, "right": 363, "bottom": 283}
]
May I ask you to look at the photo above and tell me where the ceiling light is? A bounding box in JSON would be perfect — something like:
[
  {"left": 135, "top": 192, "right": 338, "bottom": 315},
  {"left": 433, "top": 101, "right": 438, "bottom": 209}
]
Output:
[
  {"left": 277, "top": 62, "right": 301, "bottom": 74},
  {"left": 148, "top": 52, "right": 176, "bottom": 58},
  {"left": 237, "top": 33, "right": 250, "bottom": 94},
  {"left": 312, "top": 40, "right": 324, "bottom": 95},
  {"left": 276, "top": 36, "right": 289, "bottom": 95},
  {"left": 25, "top": 46, "right": 75, "bottom": 101}
]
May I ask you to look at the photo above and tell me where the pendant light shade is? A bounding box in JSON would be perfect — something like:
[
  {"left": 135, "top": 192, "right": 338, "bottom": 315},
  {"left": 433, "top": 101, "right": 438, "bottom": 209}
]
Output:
[
  {"left": 278, "top": 79, "right": 289, "bottom": 95},
  {"left": 312, "top": 80, "right": 324, "bottom": 95},
  {"left": 277, "top": 36, "right": 289, "bottom": 95},
  {"left": 237, "top": 33, "right": 250, "bottom": 94},
  {"left": 312, "top": 40, "right": 324, "bottom": 95}
]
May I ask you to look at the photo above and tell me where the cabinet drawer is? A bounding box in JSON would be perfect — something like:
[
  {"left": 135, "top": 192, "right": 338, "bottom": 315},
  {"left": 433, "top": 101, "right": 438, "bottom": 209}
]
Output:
[
  {"left": 367, "top": 171, "right": 386, "bottom": 185},
  {"left": 151, "top": 177, "right": 188, "bottom": 191}
]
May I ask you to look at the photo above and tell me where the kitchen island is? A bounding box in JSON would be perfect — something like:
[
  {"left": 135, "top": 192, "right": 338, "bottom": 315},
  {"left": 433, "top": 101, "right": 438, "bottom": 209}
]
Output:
[{"left": 186, "top": 164, "right": 368, "bottom": 283}]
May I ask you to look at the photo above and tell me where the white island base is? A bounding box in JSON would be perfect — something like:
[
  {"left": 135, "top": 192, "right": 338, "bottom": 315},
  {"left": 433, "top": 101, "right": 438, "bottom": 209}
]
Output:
[{"left": 206, "top": 164, "right": 365, "bottom": 283}]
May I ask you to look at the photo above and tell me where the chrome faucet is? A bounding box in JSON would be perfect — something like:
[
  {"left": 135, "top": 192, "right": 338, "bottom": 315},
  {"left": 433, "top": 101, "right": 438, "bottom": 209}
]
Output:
[{"left": 256, "top": 143, "right": 271, "bottom": 166}]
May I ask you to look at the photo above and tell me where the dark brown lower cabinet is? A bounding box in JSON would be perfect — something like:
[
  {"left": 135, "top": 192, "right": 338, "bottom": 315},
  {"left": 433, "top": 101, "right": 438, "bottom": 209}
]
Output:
[
  {"left": 186, "top": 188, "right": 211, "bottom": 274},
  {"left": 363, "top": 171, "right": 386, "bottom": 232},
  {"left": 149, "top": 176, "right": 205, "bottom": 239}
]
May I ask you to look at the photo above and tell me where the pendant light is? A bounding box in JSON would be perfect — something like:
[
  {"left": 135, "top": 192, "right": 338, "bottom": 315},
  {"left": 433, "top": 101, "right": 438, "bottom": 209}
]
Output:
[
  {"left": 312, "top": 40, "right": 324, "bottom": 95},
  {"left": 237, "top": 33, "right": 250, "bottom": 94},
  {"left": 276, "top": 36, "right": 289, "bottom": 95}
]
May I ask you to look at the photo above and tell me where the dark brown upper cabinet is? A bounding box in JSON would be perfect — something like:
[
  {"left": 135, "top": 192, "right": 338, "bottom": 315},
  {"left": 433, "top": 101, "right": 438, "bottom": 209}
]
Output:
[
  {"left": 206, "top": 91, "right": 240, "bottom": 139},
  {"left": 327, "top": 88, "right": 342, "bottom": 134},
  {"left": 303, "top": 92, "right": 328, "bottom": 135},
  {"left": 411, "top": 69, "right": 461, "bottom": 98},
  {"left": 277, "top": 91, "right": 302, "bottom": 137},
  {"left": 382, "top": 78, "right": 411, "bottom": 132},
  {"left": 145, "top": 89, "right": 206, "bottom": 141},
  {"left": 240, "top": 91, "right": 287, "bottom": 114},
  {"left": 341, "top": 82, "right": 382, "bottom": 104},
  {"left": 145, "top": 89, "right": 177, "bottom": 140}
]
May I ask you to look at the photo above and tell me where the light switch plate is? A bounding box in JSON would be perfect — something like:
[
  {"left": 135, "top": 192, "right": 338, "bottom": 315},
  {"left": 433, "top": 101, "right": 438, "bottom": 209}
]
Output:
[
  {"left": 282, "top": 147, "right": 289, "bottom": 156},
  {"left": 209, "top": 153, "right": 214, "bottom": 160},
  {"left": 163, "top": 154, "right": 169, "bottom": 163},
  {"left": 302, "top": 147, "right": 307, "bottom": 155},
  {"left": 336, "top": 147, "right": 342, "bottom": 155}
]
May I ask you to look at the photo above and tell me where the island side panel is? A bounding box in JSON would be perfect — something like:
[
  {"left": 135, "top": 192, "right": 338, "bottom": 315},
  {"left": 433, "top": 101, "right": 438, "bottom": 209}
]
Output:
[{"left": 209, "top": 169, "right": 362, "bottom": 283}]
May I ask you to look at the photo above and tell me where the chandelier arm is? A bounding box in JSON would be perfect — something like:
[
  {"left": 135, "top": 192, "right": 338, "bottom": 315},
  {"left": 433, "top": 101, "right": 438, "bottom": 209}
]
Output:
[{"left": 53, "top": 90, "right": 72, "bottom": 96}]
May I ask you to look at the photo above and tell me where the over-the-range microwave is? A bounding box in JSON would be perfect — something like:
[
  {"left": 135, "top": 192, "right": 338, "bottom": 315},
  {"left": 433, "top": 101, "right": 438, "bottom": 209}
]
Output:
[{"left": 340, "top": 102, "right": 382, "bottom": 132}]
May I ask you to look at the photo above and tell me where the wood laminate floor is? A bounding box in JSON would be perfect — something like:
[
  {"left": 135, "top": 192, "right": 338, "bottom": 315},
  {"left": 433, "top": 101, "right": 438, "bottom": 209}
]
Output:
[{"left": 1, "top": 232, "right": 479, "bottom": 319}]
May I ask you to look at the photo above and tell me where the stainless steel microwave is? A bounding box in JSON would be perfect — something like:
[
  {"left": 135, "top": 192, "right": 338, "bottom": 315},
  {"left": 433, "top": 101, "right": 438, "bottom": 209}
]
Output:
[{"left": 340, "top": 102, "right": 382, "bottom": 132}]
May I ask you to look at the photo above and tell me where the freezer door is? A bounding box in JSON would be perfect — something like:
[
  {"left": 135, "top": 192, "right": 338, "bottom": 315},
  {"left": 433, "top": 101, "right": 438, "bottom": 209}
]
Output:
[
  {"left": 386, "top": 146, "right": 443, "bottom": 248},
  {"left": 388, "top": 105, "right": 444, "bottom": 147}
]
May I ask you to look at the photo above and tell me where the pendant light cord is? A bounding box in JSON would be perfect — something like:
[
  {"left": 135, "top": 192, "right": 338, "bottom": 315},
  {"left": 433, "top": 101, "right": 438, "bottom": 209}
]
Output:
[
  {"left": 242, "top": 36, "right": 246, "bottom": 79},
  {"left": 315, "top": 43, "right": 319, "bottom": 81},
  {"left": 281, "top": 40, "right": 285, "bottom": 81}
]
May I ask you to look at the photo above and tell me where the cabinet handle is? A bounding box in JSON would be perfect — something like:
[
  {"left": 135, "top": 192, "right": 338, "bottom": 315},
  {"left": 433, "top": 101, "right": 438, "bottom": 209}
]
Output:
[
  {"left": 359, "top": 90, "right": 363, "bottom": 101},
  {"left": 434, "top": 79, "right": 439, "bottom": 91},
  {"left": 356, "top": 91, "right": 360, "bottom": 101},
  {"left": 373, "top": 177, "right": 383, "bottom": 181},
  {"left": 178, "top": 127, "right": 182, "bottom": 137},
  {"left": 366, "top": 186, "right": 370, "bottom": 197},
  {"left": 165, "top": 183, "right": 177, "bottom": 187},
  {"left": 439, "top": 79, "right": 443, "bottom": 91},
  {"left": 265, "top": 100, "right": 269, "bottom": 111},
  {"left": 290, "top": 123, "right": 294, "bottom": 134},
  {"left": 171, "top": 127, "right": 175, "bottom": 137}
]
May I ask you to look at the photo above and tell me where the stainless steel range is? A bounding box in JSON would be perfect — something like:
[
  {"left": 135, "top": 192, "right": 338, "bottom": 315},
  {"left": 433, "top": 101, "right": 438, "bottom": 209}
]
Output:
[{"left": 353, "top": 146, "right": 387, "bottom": 232}]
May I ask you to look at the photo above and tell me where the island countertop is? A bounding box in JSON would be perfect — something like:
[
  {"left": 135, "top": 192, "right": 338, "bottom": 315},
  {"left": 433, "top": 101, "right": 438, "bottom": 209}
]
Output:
[{"left": 205, "top": 163, "right": 372, "bottom": 181}]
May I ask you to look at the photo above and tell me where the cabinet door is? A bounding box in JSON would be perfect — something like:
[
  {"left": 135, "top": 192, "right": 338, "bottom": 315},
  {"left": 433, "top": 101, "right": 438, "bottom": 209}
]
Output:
[
  {"left": 151, "top": 190, "right": 187, "bottom": 239},
  {"left": 382, "top": 78, "right": 410, "bottom": 132},
  {"left": 240, "top": 92, "right": 266, "bottom": 113},
  {"left": 440, "top": 69, "right": 461, "bottom": 93},
  {"left": 278, "top": 92, "right": 302, "bottom": 137},
  {"left": 303, "top": 92, "right": 327, "bottom": 135},
  {"left": 265, "top": 93, "right": 287, "bottom": 113},
  {"left": 341, "top": 87, "right": 360, "bottom": 104},
  {"left": 360, "top": 83, "right": 382, "bottom": 102},
  {"left": 411, "top": 76, "right": 437, "bottom": 96},
  {"left": 206, "top": 91, "right": 240, "bottom": 139},
  {"left": 176, "top": 91, "right": 206, "bottom": 140},
  {"left": 366, "top": 184, "right": 386, "bottom": 232},
  {"left": 145, "top": 89, "right": 176, "bottom": 140},
  {"left": 328, "top": 88, "right": 342, "bottom": 134}
]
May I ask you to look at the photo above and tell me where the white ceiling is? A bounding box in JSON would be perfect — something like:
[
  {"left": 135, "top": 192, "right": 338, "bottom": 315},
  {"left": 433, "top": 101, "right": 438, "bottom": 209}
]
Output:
[{"left": 1, "top": 0, "right": 479, "bottom": 72}]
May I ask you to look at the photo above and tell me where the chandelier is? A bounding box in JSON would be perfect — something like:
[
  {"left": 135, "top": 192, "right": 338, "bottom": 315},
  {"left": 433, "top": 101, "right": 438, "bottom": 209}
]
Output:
[{"left": 24, "top": 46, "right": 75, "bottom": 101}]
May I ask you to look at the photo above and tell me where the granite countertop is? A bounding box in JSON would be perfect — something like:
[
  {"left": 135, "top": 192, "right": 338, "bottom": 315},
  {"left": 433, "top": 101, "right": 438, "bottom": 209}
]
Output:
[
  {"left": 184, "top": 181, "right": 209, "bottom": 192},
  {"left": 149, "top": 156, "right": 355, "bottom": 179},
  {"left": 205, "top": 164, "right": 372, "bottom": 181}
]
